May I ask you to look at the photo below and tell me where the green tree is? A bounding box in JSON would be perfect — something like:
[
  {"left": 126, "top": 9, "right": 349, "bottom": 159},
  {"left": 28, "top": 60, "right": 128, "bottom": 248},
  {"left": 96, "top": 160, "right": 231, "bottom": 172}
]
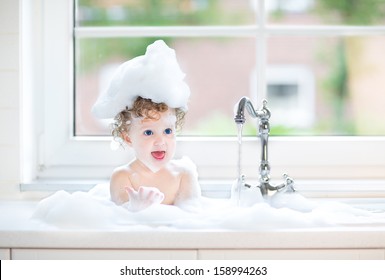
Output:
[
  {"left": 316, "top": 0, "right": 385, "bottom": 25},
  {"left": 316, "top": 0, "right": 385, "bottom": 134},
  {"left": 76, "top": 0, "right": 245, "bottom": 72}
]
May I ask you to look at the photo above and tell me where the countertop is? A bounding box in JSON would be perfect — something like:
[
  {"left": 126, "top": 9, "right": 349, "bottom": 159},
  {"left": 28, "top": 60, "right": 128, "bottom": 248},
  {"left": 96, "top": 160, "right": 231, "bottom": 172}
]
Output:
[{"left": 1, "top": 200, "right": 385, "bottom": 250}]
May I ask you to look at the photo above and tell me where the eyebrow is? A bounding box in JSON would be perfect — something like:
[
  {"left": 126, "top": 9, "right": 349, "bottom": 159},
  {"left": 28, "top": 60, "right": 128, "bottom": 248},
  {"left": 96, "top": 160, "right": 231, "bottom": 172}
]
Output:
[{"left": 138, "top": 121, "right": 176, "bottom": 130}]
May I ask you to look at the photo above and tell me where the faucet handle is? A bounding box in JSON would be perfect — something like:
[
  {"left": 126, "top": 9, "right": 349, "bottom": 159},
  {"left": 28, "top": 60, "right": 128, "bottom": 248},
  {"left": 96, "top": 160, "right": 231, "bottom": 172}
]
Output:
[
  {"left": 262, "top": 99, "right": 268, "bottom": 107},
  {"left": 254, "top": 99, "right": 271, "bottom": 120},
  {"left": 239, "top": 174, "right": 252, "bottom": 188},
  {"left": 282, "top": 173, "right": 296, "bottom": 193}
]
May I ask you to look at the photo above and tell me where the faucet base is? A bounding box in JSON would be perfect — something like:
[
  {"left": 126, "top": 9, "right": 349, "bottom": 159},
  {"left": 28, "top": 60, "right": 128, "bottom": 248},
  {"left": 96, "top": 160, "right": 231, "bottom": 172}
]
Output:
[{"left": 255, "top": 174, "right": 296, "bottom": 197}]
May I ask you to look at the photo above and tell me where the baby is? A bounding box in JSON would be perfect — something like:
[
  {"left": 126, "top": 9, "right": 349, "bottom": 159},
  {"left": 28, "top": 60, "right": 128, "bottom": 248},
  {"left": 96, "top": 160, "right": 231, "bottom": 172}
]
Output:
[{"left": 92, "top": 40, "right": 201, "bottom": 212}]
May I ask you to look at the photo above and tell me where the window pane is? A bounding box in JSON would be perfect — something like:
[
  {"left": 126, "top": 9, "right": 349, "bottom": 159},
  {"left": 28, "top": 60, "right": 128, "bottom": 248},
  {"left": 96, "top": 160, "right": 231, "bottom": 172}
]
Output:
[
  {"left": 75, "top": 37, "right": 256, "bottom": 137},
  {"left": 267, "top": 35, "right": 385, "bottom": 136},
  {"left": 75, "top": 0, "right": 256, "bottom": 26},
  {"left": 267, "top": 0, "right": 385, "bottom": 25}
]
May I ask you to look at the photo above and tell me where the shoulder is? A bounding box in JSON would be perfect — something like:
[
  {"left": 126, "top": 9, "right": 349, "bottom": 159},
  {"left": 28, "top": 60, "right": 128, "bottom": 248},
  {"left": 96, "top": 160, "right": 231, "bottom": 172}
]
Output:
[
  {"left": 172, "top": 157, "right": 202, "bottom": 204},
  {"left": 110, "top": 164, "right": 132, "bottom": 183},
  {"left": 170, "top": 156, "right": 198, "bottom": 177}
]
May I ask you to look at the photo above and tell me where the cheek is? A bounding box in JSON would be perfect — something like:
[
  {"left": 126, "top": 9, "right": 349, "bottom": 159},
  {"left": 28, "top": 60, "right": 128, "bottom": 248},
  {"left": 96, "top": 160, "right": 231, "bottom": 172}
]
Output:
[
  {"left": 132, "top": 138, "right": 150, "bottom": 151},
  {"left": 166, "top": 137, "right": 176, "bottom": 150}
]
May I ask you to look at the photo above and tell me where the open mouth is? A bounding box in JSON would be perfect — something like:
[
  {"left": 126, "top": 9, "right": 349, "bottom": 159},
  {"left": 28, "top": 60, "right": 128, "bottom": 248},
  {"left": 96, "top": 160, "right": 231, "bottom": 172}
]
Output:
[{"left": 151, "top": 151, "right": 166, "bottom": 160}]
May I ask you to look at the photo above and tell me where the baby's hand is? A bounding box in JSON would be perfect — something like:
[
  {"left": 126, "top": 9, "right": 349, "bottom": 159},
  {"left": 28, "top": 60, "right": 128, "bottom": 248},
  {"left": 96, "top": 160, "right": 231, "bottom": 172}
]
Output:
[{"left": 123, "top": 186, "right": 165, "bottom": 212}]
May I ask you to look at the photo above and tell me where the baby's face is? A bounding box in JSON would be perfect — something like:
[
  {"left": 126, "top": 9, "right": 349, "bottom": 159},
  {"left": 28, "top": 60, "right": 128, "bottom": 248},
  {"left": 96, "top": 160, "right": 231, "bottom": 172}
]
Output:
[{"left": 126, "top": 110, "right": 177, "bottom": 172}]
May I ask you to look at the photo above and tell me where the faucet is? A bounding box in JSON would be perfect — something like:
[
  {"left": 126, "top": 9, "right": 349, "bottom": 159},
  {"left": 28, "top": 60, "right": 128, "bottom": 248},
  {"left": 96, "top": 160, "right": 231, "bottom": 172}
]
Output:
[{"left": 234, "top": 96, "right": 295, "bottom": 196}]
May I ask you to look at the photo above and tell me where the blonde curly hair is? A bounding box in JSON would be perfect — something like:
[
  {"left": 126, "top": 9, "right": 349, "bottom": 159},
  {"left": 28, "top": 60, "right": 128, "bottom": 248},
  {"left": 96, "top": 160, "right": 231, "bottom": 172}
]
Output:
[{"left": 111, "top": 97, "right": 186, "bottom": 143}]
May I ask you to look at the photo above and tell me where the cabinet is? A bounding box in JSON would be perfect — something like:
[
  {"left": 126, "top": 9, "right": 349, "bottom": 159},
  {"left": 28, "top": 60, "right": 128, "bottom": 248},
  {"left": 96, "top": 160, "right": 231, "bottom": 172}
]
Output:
[
  {"left": 9, "top": 248, "right": 385, "bottom": 260},
  {"left": 11, "top": 249, "right": 197, "bottom": 260},
  {"left": 198, "top": 249, "right": 385, "bottom": 260}
]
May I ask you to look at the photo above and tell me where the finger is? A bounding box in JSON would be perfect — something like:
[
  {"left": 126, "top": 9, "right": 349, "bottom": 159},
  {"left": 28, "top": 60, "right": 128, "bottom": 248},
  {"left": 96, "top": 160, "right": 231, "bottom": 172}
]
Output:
[
  {"left": 146, "top": 190, "right": 155, "bottom": 201},
  {"left": 158, "top": 192, "right": 165, "bottom": 202},
  {"left": 137, "top": 186, "right": 145, "bottom": 195},
  {"left": 125, "top": 186, "right": 136, "bottom": 197},
  {"left": 153, "top": 192, "right": 164, "bottom": 203}
]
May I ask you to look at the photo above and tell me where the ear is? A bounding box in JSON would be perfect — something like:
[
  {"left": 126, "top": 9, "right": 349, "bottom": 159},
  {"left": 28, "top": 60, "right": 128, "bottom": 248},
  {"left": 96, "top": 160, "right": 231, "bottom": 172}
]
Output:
[{"left": 122, "top": 133, "right": 132, "bottom": 146}]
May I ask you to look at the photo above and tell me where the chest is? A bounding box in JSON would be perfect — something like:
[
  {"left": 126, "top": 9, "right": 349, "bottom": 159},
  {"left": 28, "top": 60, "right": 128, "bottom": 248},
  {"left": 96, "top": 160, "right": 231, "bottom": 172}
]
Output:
[{"left": 129, "top": 171, "right": 181, "bottom": 204}]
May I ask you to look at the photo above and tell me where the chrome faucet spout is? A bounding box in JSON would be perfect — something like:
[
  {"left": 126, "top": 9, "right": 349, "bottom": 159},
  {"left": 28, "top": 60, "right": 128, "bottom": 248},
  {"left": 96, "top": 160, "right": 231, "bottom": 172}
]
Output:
[
  {"left": 234, "top": 97, "right": 270, "bottom": 124},
  {"left": 234, "top": 97, "right": 248, "bottom": 124},
  {"left": 234, "top": 96, "right": 295, "bottom": 197}
]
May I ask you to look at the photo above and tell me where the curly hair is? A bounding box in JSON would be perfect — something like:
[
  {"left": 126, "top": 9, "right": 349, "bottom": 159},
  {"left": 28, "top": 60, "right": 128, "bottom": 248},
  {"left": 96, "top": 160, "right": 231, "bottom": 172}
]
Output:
[{"left": 111, "top": 97, "right": 186, "bottom": 144}]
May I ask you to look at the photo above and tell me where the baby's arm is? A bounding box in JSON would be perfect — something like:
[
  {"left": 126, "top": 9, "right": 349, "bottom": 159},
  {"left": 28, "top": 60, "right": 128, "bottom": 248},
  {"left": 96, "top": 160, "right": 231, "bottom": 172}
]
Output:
[
  {"left": 174, "top": 158, "right": 202, "bottom": 209},
  {"left": 110, "top": 168, "right": 130, "bottom": 205}
]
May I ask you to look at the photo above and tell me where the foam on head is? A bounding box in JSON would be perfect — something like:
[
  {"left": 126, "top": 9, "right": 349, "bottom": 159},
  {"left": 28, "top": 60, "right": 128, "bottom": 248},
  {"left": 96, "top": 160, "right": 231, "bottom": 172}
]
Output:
[{"left": 92, "top": 40, "right": 190, "bottom": 119}]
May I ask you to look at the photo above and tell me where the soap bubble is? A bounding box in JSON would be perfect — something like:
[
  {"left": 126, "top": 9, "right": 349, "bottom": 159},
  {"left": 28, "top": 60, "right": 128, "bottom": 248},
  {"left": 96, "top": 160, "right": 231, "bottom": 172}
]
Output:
[{"left": 32, "top": 183, "right": 385, "bottom": 230}]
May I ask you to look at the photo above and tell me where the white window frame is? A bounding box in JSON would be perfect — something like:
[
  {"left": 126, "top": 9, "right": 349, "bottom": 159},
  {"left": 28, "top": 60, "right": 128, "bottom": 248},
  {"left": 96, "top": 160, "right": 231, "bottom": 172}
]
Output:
[{"left": 22, "top": 0, "right": 385, "bottom": 191}]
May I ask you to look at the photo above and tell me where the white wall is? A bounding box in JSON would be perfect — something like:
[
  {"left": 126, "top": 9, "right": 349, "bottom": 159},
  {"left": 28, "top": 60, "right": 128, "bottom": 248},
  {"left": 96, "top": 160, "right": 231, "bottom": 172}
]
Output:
[{"left": 0, "top": 0, "right": 21, "bottom": 196}]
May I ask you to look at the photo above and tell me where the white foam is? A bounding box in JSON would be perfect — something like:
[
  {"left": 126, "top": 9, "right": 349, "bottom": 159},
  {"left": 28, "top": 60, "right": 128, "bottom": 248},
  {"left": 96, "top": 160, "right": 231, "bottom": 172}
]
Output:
[
  {"left": 32, "top": 183, "right": 385, "bottom": 230},
  {"left": 92, "top": 40, "right": 190, "bottom": 119}
]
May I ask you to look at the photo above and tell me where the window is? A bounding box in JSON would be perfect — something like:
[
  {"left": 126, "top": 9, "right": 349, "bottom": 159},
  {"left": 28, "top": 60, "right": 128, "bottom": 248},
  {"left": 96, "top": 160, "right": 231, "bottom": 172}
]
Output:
[
  {"left": 266, "top": 65, "right": 315, "bottom": 130},
  {"left": 22, "top": 0, "right": 385, "bottom": 188}
]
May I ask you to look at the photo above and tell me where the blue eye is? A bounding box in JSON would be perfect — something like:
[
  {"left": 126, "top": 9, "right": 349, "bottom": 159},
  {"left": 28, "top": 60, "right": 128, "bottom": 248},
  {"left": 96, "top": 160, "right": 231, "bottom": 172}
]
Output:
[
  {"left": 143, "top": 130, "right": 153, "bottom": 136},
  {"left": 164, "top": 128, "right": 173, "bottom": 135}
]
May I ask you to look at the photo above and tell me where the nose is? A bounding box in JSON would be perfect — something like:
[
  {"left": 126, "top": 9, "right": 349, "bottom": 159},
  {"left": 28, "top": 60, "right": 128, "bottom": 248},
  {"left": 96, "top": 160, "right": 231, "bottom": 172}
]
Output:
[{"left": 154, "top": 134, "right": 166, "bottom": 147}]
